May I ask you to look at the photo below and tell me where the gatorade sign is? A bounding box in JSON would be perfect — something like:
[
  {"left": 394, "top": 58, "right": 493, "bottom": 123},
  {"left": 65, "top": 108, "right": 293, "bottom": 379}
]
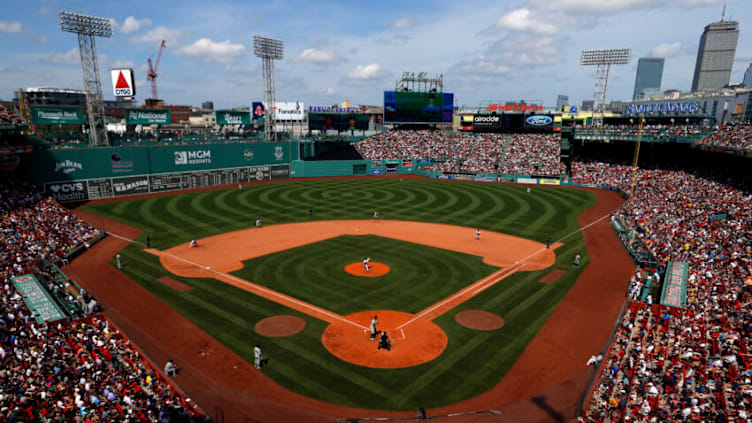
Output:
[{"left": 111, "top": 68, "right": 136, "bottom": 97}]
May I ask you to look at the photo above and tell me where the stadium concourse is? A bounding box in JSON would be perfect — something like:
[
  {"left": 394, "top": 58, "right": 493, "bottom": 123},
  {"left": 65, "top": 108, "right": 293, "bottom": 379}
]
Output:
[
  {"left": 572, "top": 162, "right": 752, "bottom": 422},
  {"left": 0, "top": 179, "right": 206, "bottom": 422}
]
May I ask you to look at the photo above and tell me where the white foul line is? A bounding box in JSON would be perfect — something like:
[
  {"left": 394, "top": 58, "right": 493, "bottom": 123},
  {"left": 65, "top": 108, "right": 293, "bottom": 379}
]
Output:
[
  {"left": 396, "top": 212, "right": 615, "bottom": 330},
  {"left": 106, "top": 232, "right": 368, "bottom": 331}
]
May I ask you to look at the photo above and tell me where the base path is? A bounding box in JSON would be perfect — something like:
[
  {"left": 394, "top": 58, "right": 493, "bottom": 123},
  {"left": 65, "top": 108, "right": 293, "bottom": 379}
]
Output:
[{"left": 154, "top": 220, "right": 558, "bottom": 276}]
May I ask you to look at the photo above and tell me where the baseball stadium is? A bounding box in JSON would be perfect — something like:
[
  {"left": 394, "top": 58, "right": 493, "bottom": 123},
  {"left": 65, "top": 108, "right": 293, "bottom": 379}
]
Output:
[{"left": 1, "top": 3, "right": 752, "bottom": 423}]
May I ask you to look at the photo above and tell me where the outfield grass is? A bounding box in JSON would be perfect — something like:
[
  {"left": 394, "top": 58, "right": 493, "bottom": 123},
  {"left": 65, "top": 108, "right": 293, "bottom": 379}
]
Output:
[{"left": 83, "top": 178, "right": 596, "bottom": 410}]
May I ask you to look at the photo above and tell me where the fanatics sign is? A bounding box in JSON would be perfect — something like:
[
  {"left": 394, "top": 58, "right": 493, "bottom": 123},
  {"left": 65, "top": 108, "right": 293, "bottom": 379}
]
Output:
[{"left": 111, "top": 68, "right": 136, "bottom": 97}]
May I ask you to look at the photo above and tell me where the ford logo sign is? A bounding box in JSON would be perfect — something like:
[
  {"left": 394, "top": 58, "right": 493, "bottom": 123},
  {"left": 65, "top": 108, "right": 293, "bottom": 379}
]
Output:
[{"left": 526, "top": 115, "right": 552, "bottom": 126}]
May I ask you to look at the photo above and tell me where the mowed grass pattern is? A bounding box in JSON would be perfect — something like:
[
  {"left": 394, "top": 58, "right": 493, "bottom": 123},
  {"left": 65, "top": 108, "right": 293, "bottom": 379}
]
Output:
[
  {"left": 232, "top": 235, "right": 499, "bottom": 315},
  {"left": 83, "top": 178, "right": 596, "bottom": 410}
]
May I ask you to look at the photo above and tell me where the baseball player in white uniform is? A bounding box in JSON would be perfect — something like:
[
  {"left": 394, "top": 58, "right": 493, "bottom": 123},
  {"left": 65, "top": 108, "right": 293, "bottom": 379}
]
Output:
[
  {"left": 363, "top": 257, "right": 371, "bottom": 273},
  {"left": 189, "top": 239, "right": 199, "bottom": 248},
  {"left": 253, "top": 344, "right": 262, "bottom": 369},
  {"left": 369, "top": 315, "right": 379, "bottom": 340}
]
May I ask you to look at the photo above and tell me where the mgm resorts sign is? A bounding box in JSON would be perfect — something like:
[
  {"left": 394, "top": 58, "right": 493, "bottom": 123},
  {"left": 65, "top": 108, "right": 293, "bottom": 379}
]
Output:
[{"left": 624, "top": 102, "right": 701, "bottom": 116}]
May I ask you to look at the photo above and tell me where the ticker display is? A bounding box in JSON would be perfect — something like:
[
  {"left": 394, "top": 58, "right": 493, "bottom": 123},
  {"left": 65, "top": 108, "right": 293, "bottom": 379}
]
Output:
[
  {"left": 383, "top": 91, "right": 454, "bottom": 123},
  {"left": 308, "top": 113, "right": 370, "bottom": 131}
]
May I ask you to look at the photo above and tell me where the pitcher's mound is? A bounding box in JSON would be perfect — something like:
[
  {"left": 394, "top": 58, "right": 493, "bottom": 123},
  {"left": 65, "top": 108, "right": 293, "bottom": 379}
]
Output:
[
  {"left": 455, "top": 310, "right": 505, "bottom": 330},
  {"left": 344, "top": 262, "right": 390, "bottom": 277},
  {"left": 255, "top": 315, "right": 306, "bottom": 337},
  {"left": 322, "top": 310, "right": 447, "bottom": 368}
]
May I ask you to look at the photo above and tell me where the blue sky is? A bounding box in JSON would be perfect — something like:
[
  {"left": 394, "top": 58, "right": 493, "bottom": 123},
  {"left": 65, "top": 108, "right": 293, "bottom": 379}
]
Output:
[{"left": 0, "top": 0, "right": 750, "bottom": 109}]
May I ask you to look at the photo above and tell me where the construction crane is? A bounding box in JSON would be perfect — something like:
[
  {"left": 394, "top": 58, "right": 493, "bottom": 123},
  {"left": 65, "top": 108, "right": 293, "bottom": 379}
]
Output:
[{"left": 146, "top": 40, "right": 166, "bottom": 100}]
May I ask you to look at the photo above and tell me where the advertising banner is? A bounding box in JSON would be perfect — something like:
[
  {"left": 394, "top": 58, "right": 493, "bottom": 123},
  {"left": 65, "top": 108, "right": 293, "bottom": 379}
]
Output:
[
  {"left": 112, "top": 175, "right": 150, "bottom": 196},
  {"left": 272, "top": 101, "right": 304, "bottom": 121},
  {"left": 125, "top": 108, "right": 171, "bottom": 125},
  {"left": 111, "top": 68, "right": 136, "bottom": 97},
  {"left": 538, "top": 178, "right": 561, "bottom": 185},
  {"left": 30, "top": 106, "right": 85, "bottom": 125},
  {"left": 11, "top": 275, "right": 66, "bottom": 323},
  {"left": 473, "top": 114, "right": 501, "bottom": 127},
  {"left": 216, "top": 110, "right": 251, "bottom": 125},
  {"left": 252, "top": 102, "right": 265, "bottom": 119},
  {"left": 660, "top": 261, "right": 688, "bottom": 308},
  {"left": 524, "top": 115, "right": 554, "bottom": 129}
]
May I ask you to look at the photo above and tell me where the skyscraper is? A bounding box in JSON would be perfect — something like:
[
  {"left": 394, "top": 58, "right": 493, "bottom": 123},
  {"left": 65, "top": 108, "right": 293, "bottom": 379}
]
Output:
[
  {"left": 743, "top": 63, "right": 752, "bottom": 88},
  {"left": 691, "top": 19, "right": 739, "bottom": 91},
  {"left": 633, "top": 58, "right": 665, "bottom": 100},
  {"left": 556, "top": 94, "right": 569, "bottom": 109}
]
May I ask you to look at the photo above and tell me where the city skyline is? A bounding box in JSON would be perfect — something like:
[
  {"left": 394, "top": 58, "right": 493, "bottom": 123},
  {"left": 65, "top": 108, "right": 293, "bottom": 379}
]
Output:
[{"left": 0, "top": 0, "right": 750, "bottom": 109}]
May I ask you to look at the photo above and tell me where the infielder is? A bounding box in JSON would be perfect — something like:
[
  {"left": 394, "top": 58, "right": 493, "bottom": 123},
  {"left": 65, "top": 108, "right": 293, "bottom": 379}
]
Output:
[
  {"left": 369, "top": 315, "right": 379, "bottom": 340},
  {"left": 189, "top": 239, "right": 199, "bottom": 248},
  {"left": 475, "top": 229, "right": 481, "bottom": 240},
  {"left": 363, "top": 256, "right": 371, "bottom": 273},
  {"left": 253, "top": 344, "right": 262, "bottom": 369}
]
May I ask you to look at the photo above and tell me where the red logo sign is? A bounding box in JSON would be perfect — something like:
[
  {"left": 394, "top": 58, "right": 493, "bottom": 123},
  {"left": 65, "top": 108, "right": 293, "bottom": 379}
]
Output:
[{"left": 486, "top": 104, "right": 543, "bottom": 112}]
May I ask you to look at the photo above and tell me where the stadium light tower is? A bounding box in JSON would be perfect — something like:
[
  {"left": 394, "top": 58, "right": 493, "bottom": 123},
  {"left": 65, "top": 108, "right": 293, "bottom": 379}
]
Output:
[
  {"left": 59, "top": 11, "right": 112, "bottom": 146},
  {"left": 253, "top": 35, "right": 284, "bottom": 142},
  {"left": 580, "top": 48, "right": 631, "bottom": 127}
]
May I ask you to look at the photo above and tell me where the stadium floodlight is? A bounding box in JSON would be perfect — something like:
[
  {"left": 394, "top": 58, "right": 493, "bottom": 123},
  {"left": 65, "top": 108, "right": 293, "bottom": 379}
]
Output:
[
  {"left": 396, "top": 72, "right": 443, "bottom": 93},
  {"left": 580, "top": 48, "right": 631, "bottom": 127},
  {"left": 253, "top": 35, "right": 284, "bottom": 142},
  {"left": 59, "top": 11, "right": 112, "bottom": 146}
]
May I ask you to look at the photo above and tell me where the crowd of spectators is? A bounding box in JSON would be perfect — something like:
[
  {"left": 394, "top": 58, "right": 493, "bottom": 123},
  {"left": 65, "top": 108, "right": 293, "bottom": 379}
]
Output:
[
  {"left": 694, "top": 124, "right": 752, "bottom": 152},
  {"left": 0, "top": 105, "right": 22, "bottom": 126},
  {"left": 0, "top": 178, "right": 206, "bottom": 422},
  {"left": 356, "top": 130, "right": 562, "bottom": 176},
  {"left": 498, "top": 134, "right": 560, "bottom": 176},
  {"left": 573, "top": 161, "right": 752, "bottom": 422}
]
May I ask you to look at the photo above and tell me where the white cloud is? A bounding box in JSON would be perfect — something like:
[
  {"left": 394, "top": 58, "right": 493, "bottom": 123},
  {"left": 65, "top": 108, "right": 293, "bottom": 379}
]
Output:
[
  {"left": 391, "top": 18, "right": 413, "bottom": 29},
  {"left": 496, "top": 8, "right": 558, "bottom": 35},
  {"left": 650, "top": 42, "right": 682, "bottom": 58},
  {"left": 130, "top": 26, "right": 183, "bottom": 46},
  {"left": 0, "top": 20, "right": 23, "bottom": 33},
  {"left": 46, "top": 48, "right": 80, "bottom": 64},
  {"left": 225, "top": 64, "right": 258, "bottom": 73},
  {"left": 119, "top": 16, "right": 152, "bottom": 34},
  {"left": 294, "top": 47, "right": 343, "bottom": 65},
  {"left": 325, "top": 87, "right": 336, "bottom": 95},
  {"left": 347, "top": 63, "right": 386, "bottom": 80},
  {"left": 452, "top": 34, "right": 562, "bottom": 80},
  {"left": 176, "top": 38, "right": 246, "bottom": 64}
]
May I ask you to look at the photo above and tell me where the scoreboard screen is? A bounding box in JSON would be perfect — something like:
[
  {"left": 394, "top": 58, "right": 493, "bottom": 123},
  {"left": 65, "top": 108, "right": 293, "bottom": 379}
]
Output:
[{"left": 383, "top": 91, "right": 454, "bottom": 123}]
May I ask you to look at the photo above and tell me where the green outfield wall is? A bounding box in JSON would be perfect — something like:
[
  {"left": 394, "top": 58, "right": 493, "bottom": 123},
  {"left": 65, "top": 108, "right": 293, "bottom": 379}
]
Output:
[{"left": 27, "top": 142, "right": 294, "bottom": 202}]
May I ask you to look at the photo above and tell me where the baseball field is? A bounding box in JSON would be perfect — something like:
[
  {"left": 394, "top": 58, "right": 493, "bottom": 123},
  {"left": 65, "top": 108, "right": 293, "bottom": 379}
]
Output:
[{"left": 71, "top": 176, "right": 629, "bottom": 416}]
